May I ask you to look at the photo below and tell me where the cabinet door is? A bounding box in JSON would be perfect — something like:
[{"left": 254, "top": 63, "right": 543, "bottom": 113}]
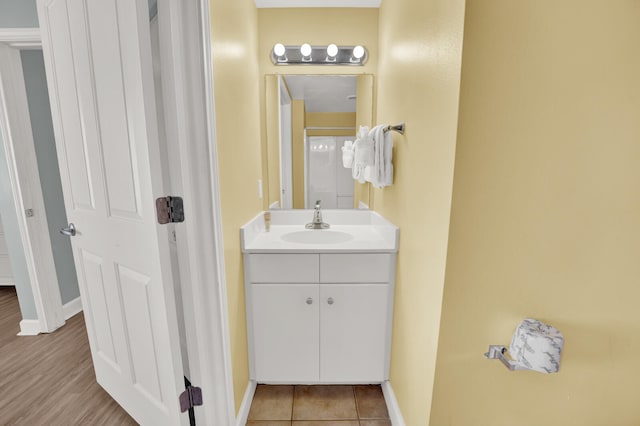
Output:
[
  {"left": 320, "top": 284, "right": 390, "bottom": 382},
  {"left": 252, "top": 284, "right": 320, "bottom": 382}
]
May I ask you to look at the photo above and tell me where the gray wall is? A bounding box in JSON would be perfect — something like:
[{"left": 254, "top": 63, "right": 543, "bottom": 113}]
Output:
[
  {"left": 0, "top": 1, "right": 40, "bottom": 320},
  {"left": 0, "top": 0, "right": 38, "bottom": 28},
  {"left": 0, "top": 134, "right": 38, "bottom": 319},
  {"left": 21, "top": 50, "right": 79, "bottom": 305}
]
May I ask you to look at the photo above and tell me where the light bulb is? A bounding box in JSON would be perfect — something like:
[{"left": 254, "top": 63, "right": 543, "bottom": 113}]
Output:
[
  {"left": 273, "top": 43, "right": 286, "bottom": 57},
  {"left": 353, "top": 45, "right": 365, "bottom": 59},
  {"left": 327, "top": 44, "right": 338, "bottom": 58},
  {"left": 300, "top": 43, "right": 312, "bottom": 57}
]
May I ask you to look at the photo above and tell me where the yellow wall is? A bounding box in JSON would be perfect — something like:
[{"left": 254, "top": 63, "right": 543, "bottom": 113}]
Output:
[
  {"left": 305, "top": 111, "right": 356, "bottom": 137},
  {"left": 372, "top": 0, "right": 466, "bottom": 424},
  {"left": 431, "top": 1, "right": 640, "bottom": 425},
  {"left": 305, "top": 112, "right": 356, "bottom": 129},
  {"left": 291, "top": 100, "right": 305, "bottom": 209},
  {"left": 210, "top": 0, "right": 263, "bottom": 414}
]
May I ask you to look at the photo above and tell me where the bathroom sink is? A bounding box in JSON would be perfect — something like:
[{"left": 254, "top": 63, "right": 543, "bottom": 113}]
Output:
[
  {"left": 280, "top": 230, "right": 354, "bottom": 244},
  {"left": 240, "top": 210, "right": 399, "bottom": 252}
]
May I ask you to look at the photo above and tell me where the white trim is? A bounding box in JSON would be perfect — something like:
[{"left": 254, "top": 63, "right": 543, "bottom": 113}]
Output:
[
  {"left": 358, "top": 201, "right": 370, "bottom": 209},
  {"left": 278, "top": 76, "right": 293, "bottom": 209},
  {"left": 236, "top": 380, "right": 257, "bottom": 426},
  {"left": 303, "top": 129, "right": 309, "bottom": 208},
  {"left": 156, "top": 0, "right": 235, "bottom": 424},
  {"left": 255, "top": 0, "right": 381, "bottom": 7},
  {"left": 197, "top": 1, "right": 237, "bottom": 421},
  {"left": 382, "top": 381, "right": 406, "bottom": 426},
  {"left": 0, "top": 28, "right": 41, "bottom": 49},
  {"left": 62, "top": 296, "right": 83, "bottom": 320},
  {"left": 17, "top": 319, "right": 41, "bottom": 336},
  {"left": 0, "top": 42, "right": 65, "bottom": 333}
]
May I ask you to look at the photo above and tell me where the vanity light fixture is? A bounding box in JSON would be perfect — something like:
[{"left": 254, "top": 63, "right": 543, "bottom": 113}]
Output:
[{"left": 270, "top": 43, "right": 368, "bottom": 66}]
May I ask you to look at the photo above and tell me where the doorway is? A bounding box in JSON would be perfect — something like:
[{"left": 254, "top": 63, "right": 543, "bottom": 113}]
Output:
[{"left": 0, "top": 36, "right": 79, "bottom": 335}]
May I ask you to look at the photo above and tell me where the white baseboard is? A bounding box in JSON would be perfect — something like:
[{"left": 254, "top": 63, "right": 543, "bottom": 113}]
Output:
[
  {"left": 62, "top": 296, "right": 83, "bottom": 320},
  {"left": 17, "top": 319, "right": 41, "bottom": 336},
  {"left": 236, "top": 380, "right": 257, "bottom": 426},
  {"left": 382, "top": 380, "right": 405, "bottom": 426}
]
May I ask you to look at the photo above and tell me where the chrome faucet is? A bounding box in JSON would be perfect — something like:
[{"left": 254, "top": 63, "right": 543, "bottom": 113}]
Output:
[{"left": 306, "top": 200, "right": 330, "bottom": 229}]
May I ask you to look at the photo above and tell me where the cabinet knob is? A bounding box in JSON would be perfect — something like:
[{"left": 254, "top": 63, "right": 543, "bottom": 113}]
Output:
[
  {"left": 306, "top": 297, "right": 313, "bottom": 305},
  {"left": 327, "top": 297, "right": 334, "bottom": 305}
]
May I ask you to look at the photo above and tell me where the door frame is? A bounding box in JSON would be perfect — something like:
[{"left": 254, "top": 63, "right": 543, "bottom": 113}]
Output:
[
  {"left": 153, "top": 0, "right": 235, "bottom": 423},
  {"left": 278, "top": 75, "right": 293, "bottom": 208},
  {"left": 0, "top": 28, "right": 65, "bottom": 334}
]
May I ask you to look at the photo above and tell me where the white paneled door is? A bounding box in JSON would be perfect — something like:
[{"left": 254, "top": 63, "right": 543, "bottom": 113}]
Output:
[{"left": 37, "top": 0, "right": 188, "bottom": 424}]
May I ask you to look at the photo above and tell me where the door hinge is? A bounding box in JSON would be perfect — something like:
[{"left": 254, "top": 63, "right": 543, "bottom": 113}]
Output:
[
  {"left": 179, "top": 385, "right": 203, "bottom": 413},
  {"left": 156, "top": 196, "right": 184, "bottom": 224}
]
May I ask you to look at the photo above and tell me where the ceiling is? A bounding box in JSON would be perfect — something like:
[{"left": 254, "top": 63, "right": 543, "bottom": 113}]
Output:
[
  {"left": 284, "top": 75, "right": 357, "bottom": 113},
  {"left": 255, "top": 0, "right": 381, "bottom": 8}
]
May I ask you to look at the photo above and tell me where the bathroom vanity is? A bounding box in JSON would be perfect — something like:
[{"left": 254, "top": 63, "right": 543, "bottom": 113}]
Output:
[{"left": 241, "top": 209, "right": 399, "bottom": 384}]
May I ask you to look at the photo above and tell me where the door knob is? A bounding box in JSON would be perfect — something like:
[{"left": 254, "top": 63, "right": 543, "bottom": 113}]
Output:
[
  {"left": 327, "top": 297, "right": 334, "bottom": 305},
  {"left": 306, "top": 297, "right": 313, "bottom": 305},
  {"left": 60, "top": 223, "right": 76, "bottom": 237}
]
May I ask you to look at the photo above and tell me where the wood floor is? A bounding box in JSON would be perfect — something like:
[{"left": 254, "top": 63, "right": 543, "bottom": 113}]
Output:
[{"left": 0, "top": 287, "right": 137, "bottom": 425}]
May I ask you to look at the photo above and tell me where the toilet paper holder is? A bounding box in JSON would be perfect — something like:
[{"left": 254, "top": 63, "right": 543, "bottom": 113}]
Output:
[{"left": 484, "top": 345, "right": 526, "bottom": 371}]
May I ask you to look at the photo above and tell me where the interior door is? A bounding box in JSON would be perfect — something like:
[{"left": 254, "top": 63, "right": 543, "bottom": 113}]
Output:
[{"left": 37, "top": 0, "right": 188, "bottom": 424}]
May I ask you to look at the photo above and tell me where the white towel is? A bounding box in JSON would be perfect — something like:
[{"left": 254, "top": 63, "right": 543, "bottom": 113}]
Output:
[
  {"left": 342, "top": 140, "right": 354, "bottom": 168},
  {"left": 352, "top": 126, "right": 373, "bottom": 183},
  {"left": 369, "top": 124, "right": 393, "bottom": 188}
]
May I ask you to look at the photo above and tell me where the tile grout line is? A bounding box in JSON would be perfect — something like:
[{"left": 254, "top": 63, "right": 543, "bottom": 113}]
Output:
[
  {"left": 353, "top": 385, "right": 361, "bottom": 421},
  {"left": 291, "top": 385, "right": 296, "bottom": 422}
]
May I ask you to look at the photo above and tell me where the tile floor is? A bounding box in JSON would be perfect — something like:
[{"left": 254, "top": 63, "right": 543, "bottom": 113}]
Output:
[{"left": 246, "top": 384, "right": 391, "bottom": 426}]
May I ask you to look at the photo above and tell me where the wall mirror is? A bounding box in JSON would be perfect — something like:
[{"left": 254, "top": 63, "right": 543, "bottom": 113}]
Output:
[{"left": 264, "top": 74, "right": 374, "bottom": 210}]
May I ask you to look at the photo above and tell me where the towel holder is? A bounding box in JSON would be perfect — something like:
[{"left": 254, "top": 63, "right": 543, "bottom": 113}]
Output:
[{"left": 384, "top": 123, "right": 405, "bottom": 135}]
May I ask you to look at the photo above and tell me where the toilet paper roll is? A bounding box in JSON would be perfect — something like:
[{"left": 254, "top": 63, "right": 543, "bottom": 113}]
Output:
[{"left": 509, "top": 318, "right": 563, "bottom": 374}]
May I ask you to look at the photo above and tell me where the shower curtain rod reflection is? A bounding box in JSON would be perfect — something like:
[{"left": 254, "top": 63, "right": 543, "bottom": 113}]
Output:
[{"left": 305, "top": 123, "right": 405, "bottom": 134}]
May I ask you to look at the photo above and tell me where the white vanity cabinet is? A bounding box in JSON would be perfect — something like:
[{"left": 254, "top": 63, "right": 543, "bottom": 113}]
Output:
[{"left": 244, "top": 252, "right": 396, "bottom": 384}]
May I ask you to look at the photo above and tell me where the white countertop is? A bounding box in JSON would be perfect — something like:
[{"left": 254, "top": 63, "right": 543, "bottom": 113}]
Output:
[{"left": 240, "top": 210, "right": 399, "bottom": 253}]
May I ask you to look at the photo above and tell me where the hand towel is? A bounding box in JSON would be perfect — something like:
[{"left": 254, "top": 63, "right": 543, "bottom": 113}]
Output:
[
  {"left": 342, "top": 140, "right": 354, "bottom": 168},
  {"left": 352, "top": 126, "right": 373, "bottom": 183},
  {"left": 369, "top": 124, "right": 394, "bottom": 188}
]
